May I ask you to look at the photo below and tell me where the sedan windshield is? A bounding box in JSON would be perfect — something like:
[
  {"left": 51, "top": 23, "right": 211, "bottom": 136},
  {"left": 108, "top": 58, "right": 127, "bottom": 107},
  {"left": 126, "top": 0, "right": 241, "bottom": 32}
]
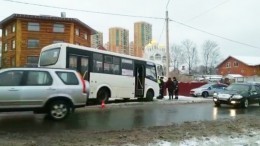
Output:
[
  {"left": 226, "top": 84, "right": 249, "bottom": 92},
  {"left": 200, "top": 84, "right": 213, "bottom": 88}
]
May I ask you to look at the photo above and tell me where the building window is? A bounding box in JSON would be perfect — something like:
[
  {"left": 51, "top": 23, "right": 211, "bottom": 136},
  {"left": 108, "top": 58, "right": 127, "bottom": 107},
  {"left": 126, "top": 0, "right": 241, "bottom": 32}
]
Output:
[
  {"left": 28, "top": 39, "right": 39, "bottom": 48},
  {"left": 233, "top": 61, "right": 239, "bottom": 67},
  {"left": 12, "top": 24, "right": 16, "bottom": 33},
  {"left": 4, "top": 43, "right": 8, "bottom": 52},
  {"left": 75, "top": 28, "right": 80, "bottom": 36},
  {"left": 11, "top": 56, "right": 15, "bottom": 67},
  {"left": 53, "top": 40, "right": 64, "bottom": 44},
  {"left": 12, "top": 40, "right": 16, "bottom": 50},
  {"left": 27, "top": 56, "right": 39, "bottom": 65},
  {"left": 28, "top": 22, "right": 40, "bottom": 31},
  {"left": 226, "top": 62, "right": 231, "bottom": 68},
  {"left": 4, "top": 28, "right": 8, "bottom": 36},
  {"left": 53, "top": 24, "right": 64, "bottom": 32},
  {"left": 162, "top": 56, "right": 166, "bottom": 63},
  {"left": 155, "top": 54, "right": 161, "bottom": 60},
  {"left": 84, "top": 33, "right": 88, "bottom": 40}
]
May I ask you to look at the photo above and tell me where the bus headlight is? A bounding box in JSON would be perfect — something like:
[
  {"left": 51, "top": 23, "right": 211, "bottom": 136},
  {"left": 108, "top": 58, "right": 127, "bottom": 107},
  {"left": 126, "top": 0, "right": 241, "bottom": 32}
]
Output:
[{"left": 232, "top": 94, "right": 243, "bottom": 99}]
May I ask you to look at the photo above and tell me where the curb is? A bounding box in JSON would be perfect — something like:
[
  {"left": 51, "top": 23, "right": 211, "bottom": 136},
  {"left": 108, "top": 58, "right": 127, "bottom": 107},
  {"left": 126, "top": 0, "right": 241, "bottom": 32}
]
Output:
[{"left": 85, "top": 98, "right": 213, "bottom": 109}]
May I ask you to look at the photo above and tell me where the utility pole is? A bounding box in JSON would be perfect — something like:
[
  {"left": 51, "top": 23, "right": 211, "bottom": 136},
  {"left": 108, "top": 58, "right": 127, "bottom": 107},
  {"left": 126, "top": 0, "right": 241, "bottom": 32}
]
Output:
[{"left": 165, "top": 10, "right": 170, "bottom": 77}]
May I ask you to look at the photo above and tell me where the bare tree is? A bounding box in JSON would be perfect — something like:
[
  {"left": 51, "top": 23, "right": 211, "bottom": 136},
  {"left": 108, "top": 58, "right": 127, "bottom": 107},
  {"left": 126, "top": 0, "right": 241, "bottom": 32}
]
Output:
[
  {"left": 202, "top": 40, "right": 221, "bottom": 74},
  {"left": 182, "top": 39, "right": 199, "bottom": 75},
  {"left": 170, "top": 44, "right": 184, "bottom": 70}
]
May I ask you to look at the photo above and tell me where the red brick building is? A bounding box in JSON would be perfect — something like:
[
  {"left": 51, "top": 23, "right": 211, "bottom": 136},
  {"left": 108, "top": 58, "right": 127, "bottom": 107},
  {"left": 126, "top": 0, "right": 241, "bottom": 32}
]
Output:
[
  {"left": 216, "top": 56, "right": 260, "bottom": 76},
  {"left": 0, "top": 13, "right": 97, "bottom": 68}
]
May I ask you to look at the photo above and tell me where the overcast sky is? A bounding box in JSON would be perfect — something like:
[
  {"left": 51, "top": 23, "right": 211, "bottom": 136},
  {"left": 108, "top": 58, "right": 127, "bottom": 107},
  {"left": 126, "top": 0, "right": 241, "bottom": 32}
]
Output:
[{"left": 1, "top": 0, "right": 260, "bottom": 60}]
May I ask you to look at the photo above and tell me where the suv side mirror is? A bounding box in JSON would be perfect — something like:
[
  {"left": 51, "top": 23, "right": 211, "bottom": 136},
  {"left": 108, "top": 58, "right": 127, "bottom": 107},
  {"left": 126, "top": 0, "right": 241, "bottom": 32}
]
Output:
[{"left": 208, "top": 87, "right": 212, "bottom": 90}]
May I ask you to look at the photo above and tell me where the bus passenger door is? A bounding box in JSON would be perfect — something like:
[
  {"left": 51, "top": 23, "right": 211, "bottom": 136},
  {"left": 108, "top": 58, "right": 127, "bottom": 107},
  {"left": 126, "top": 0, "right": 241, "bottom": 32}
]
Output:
[
  {"left": 68, "top": 54, "right": 89, "bottom": 80},
  {"left": 80, "top": 57, "right": 89, "bottom": 80},
  {"left": 134, "top": 62, "right": 145, "bottom": 98}
]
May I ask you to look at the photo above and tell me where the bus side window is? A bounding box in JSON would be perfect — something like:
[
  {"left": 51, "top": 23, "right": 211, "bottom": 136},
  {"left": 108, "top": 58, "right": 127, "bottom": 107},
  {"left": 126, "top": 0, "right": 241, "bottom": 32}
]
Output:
[
  {"left": 104, "top": 55, "right": 113, "bottom": 74},
  {"left": 93, "top": 53, "right": 103, "bottom": 73},
  {"left": 113, "top": 57, "right": 120, "bottom": 75}
]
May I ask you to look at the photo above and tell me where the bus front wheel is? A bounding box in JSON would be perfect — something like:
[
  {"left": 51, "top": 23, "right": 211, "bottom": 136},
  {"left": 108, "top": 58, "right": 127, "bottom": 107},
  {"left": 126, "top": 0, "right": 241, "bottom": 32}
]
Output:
[{"left": 146, "top": 90, "right": 154, "bottom": 101}]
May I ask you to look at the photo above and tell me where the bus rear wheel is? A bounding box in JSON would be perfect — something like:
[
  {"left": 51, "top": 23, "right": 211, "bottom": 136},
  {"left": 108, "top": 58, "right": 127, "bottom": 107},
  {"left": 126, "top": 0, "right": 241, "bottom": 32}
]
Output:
[
  {"left": 97, "top": 88, "right": 109, "bottom": 104},
  {"left": 146, "top": 90, "right": 154, "bottom": 101}
]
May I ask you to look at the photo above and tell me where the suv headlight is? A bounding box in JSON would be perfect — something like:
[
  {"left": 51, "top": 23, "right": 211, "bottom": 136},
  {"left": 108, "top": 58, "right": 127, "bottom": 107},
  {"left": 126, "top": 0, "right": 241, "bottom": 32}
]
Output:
[{"left": 232, "top": 94, "right": 243, "bottom": 99}]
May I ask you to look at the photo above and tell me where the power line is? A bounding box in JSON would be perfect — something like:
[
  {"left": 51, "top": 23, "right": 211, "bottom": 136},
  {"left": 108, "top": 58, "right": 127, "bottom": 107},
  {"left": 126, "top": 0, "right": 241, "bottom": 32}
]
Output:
[
  {"left": 186, "top": 0, "right": 230, "bottom": 22},
  {"left": 1, "top": 0, "right": 165, "bottom": 20},
  {"left": 158, "top": 21, "right": 166, "bottom": 44},
  {"left": 169, "top": 19, "right": 260, "bottom": 49},
  {"left": 166, "top": 0, "right": 172, "bottom": 10},
  {"left": 2, "top": 0, "right": 259, "bottom": 49}
]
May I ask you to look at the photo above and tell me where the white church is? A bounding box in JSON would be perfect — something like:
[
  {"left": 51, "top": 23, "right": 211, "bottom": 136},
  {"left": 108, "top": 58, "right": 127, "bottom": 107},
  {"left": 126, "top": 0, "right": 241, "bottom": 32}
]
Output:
[{"left": 143, "top": 40, "right": 189, "bottom": 75}]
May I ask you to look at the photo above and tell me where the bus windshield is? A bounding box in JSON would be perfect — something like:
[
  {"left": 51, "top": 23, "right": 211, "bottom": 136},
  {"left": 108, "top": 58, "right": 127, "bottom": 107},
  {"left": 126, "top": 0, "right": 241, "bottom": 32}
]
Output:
[
  {"left": 146, "top": 64, "right": 157, "bottom": 81},
  {"left": 156, "top": 64, "right": 165, "bottom": 77},
  {"left": 39, "top": 48, "right": 60, "bottom": 66}
]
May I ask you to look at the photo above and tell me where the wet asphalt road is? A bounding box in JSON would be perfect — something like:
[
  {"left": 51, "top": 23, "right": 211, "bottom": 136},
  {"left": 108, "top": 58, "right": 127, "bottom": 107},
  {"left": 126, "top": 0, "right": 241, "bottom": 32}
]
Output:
[{"left": 0, "top": 102, "right": 259, "bottom": 132}]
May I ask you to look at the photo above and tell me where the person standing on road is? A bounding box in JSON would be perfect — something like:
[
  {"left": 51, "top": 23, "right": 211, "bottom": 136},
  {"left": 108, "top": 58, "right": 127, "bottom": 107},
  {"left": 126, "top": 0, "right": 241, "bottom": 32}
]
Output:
[
  {"left": 165, "top": 77, "right": 174, "bottom": 100},
  {"left": 173, "top": 77, "right": 179, "bottom": 100},
  {"left": 158, "top": 77, "right": 165, "bottom": 99}
]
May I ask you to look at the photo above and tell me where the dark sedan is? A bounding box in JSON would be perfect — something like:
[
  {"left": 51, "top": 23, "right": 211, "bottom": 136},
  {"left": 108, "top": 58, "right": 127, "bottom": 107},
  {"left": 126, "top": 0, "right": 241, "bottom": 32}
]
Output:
[{"left": 213, "top": 82, "right": 260, "bottom": 108}]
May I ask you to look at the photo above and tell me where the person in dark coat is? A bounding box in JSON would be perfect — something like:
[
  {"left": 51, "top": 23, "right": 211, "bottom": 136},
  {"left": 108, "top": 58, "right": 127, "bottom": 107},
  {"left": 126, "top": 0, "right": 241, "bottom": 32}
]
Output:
[
  {"left": 173, "top": 77, "right": 179, "bottom": 99},
  {"left": 158, "top": 77, "right": 165, "bottom": 99},
  {"left": 165, "top": 77, "right": 174, "bottom": 100}
]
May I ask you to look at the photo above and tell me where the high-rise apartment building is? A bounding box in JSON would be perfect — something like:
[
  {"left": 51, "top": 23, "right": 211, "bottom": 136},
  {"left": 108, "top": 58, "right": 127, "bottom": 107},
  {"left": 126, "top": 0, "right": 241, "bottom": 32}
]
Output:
[
  {"left": 109, "top": 27, "right": 129, "bottom": 55},
  {"left": 134, "top": 21, "right": 152, "bottom": 57},
  {"left": 129, "top": 41, "right": 134, "bottom": 56},
  {"left": 91, "top": 32, "right": 103, "bottom": 48}
]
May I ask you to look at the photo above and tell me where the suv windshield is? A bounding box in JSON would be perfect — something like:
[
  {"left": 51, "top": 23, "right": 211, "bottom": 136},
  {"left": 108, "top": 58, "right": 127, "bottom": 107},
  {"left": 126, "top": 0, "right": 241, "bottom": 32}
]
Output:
[
  {"left": 39, "top": 48, "right": 60, "bottom": 66},
  {"left": 226, "top": 84, "right": 250, "bottom": 92}
]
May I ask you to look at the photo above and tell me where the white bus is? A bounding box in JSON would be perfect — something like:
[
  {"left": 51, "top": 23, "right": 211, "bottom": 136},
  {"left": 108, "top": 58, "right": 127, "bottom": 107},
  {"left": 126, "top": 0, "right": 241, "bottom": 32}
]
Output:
[{"left": 38, "top": 43, "right": 160, "bottom": 103}]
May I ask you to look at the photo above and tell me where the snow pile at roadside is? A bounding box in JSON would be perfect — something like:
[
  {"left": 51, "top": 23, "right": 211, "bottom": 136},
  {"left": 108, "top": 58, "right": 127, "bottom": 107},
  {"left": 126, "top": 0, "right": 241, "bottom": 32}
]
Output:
[{"left": 151, "top": 130, "right": 260, "bottom": 146}]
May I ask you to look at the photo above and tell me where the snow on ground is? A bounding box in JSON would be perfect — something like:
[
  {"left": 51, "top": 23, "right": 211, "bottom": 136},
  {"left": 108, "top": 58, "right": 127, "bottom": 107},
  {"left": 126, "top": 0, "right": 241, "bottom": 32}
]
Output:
[{"left": 150, "top": 130, "right": 260, "bottom": 146}]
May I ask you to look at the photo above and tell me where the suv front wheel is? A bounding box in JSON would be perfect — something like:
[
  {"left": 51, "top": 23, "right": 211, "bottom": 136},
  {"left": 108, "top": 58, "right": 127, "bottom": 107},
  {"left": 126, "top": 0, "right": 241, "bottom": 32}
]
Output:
[{"left": 47, "top": 100, "right": 70, "bottom": 121}]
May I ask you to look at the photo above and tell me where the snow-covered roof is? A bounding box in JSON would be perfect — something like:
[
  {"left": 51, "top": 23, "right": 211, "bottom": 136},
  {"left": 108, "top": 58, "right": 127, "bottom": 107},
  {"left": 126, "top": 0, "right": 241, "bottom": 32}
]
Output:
[
  {"left": 232, "top": 56, "right": 260, "bottom": 66},
  {"left": 217, "top": 55, "right": 260, "bottom": 67},
  {"left": 225, "top": 74, "right": 243, "bottom": 78}
]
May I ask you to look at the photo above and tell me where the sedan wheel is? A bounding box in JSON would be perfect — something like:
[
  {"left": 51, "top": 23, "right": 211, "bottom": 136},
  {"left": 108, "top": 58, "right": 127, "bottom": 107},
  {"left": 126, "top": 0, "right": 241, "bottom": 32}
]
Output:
[
  {"left": 215, "top": 102, "right": 221, "bottom": 107},
  {"left": 202, "top": 92, "right": 209, "bottom": 98},
  {"left": 242, "top": 99, "right": 249, "bottom": 108}
]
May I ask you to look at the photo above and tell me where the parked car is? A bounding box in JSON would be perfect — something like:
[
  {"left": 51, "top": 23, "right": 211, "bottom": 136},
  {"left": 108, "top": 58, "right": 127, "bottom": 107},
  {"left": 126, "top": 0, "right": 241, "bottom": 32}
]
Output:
[
  {"left": 0, "top": 67, "right": 89, "bottom": 120},
  {"left": 190, "top": 83, "right": 228, "bottom": 98},
  {"left": 213, "top": 83, "right": 260, "bottom": 108}
]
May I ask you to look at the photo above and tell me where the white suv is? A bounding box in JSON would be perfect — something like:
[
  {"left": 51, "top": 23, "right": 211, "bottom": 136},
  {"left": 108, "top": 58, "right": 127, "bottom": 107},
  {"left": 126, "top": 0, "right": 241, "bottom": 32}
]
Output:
[{"left": 0, "top": 67, "right": 89, "bottom": 120}]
